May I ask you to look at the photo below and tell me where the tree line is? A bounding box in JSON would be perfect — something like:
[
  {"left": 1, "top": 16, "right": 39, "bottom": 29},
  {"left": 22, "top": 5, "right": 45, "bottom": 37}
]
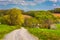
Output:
[
  {"left": 49, "top": 8, "right": 60, "bottom": 13},
  {"left": 0, "top": 8, "right": 59, "bottom": 29}
]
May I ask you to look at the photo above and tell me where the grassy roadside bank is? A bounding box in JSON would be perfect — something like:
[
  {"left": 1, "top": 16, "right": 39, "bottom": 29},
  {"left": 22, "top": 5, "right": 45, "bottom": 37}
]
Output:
[
  {"left": 0, "top": 24, "right": 20, "bottom": 40},
  {"left": 28, "top": 24, "right": 60, "bottom": 40},
  {"left": 0, "top": 24, "right": 60, "bottom": 40}
]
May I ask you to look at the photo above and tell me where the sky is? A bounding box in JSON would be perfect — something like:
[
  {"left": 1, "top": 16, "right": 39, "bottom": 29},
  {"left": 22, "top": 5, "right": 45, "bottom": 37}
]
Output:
[{"left": 0, "top": 0, "right": 60, "bottom": 11}]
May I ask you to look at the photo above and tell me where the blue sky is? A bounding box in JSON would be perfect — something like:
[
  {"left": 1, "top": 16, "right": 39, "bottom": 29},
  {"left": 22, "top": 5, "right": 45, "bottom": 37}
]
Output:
[{"left": 0, "top": 0, "right": 60, "bottom": 11}]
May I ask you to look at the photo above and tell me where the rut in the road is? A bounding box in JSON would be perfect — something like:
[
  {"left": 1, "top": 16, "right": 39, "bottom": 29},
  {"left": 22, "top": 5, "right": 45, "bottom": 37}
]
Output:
[{"left": 3, "top": 27, "right": 39, "bottom": 40}]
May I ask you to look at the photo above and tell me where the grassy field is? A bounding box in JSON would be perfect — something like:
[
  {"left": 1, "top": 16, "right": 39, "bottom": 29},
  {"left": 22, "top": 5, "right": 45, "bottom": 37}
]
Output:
[
  {"left": 0, "top": 24, "right": 60, "bottom": 40},
  {"left": 28, "top": 24, "right": 60, "bottom": 40},
  {"left": 56, "top": 24, "right": 60, "bottom": 30},
  {"left": 0, "top": 24, "right": 20, "bottom": 40}
]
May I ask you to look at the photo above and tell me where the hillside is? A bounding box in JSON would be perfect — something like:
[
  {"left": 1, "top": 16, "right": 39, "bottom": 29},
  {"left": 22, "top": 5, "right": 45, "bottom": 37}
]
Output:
[
  {"left": 23, "top": 15, "right": 32, "bottom": 19},
  {"left": 53, "top": 13, "right": 60, "bottom": 17}
]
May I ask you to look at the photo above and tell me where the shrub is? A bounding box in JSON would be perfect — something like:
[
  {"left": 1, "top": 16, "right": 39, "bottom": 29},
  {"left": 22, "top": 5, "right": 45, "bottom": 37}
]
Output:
[{"left": 23, "top": 18, "right": 39, "bottom": 28}]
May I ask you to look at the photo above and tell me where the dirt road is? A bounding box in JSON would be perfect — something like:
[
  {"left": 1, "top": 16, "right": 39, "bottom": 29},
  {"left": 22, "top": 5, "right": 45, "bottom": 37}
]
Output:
[{"left": 3, "top": 27, "right": 39, "bottom": 40}]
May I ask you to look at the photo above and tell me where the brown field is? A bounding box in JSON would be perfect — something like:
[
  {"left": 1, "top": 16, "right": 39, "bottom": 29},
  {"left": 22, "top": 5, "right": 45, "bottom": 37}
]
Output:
[
  {"left": 23, "top": 13, "right": 60, "bottom": 18},
  {"left": 23, "top": 15, "right": 32, "bottom": 19},
  {"left": 53, "top": 13, "right": 60, "bottom": 17}
]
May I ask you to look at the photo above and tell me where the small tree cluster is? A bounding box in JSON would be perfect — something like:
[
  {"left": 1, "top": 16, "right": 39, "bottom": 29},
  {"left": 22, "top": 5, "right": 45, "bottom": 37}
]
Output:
[
  {"left": 0, "top": 8, "right": 24, "bottom": 26},
  {"left": 24, "top": 11, "right": 58, "bottom": 28}
]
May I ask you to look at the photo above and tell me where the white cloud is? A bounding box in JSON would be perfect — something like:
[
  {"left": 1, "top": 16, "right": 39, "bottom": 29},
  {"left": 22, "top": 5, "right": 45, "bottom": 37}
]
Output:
[
  {"left": 34, "top": 0, "right": 46, "bottom": 3},
  {"left": 54, "top": 4, "right": 60, "bottom": 8},
  {"left": 53, "top": 4, "right": 56, "bottom": 6},
  {"left": 9, "top": 0, "right": 45, "bottom": 6},
  {"left": 0, "top": 1, "right": 9, "bottom": 6},
  {"left": 49, "top": 0, "right": 58, "bottom": 3},
  {"left": 0, "top": 0, "right": 7, "bottom": 1},
  {"left": 0, "top": 0, "right": 46, "bottom": 6},
  {"left": 29, "top": 2, "right": 36, "bottom": 6}
]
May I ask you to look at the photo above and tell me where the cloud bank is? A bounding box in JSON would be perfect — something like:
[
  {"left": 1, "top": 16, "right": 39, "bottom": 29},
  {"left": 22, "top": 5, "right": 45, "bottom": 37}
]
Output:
[
  {"left": 0, "top": 0, "right": 60, "bottom": 10},
  {"left": 0, "top": 0, "right": 60, "bottom": 6},
  {"left": 0, "top": 0, "right": 46, "bottom": 6}
]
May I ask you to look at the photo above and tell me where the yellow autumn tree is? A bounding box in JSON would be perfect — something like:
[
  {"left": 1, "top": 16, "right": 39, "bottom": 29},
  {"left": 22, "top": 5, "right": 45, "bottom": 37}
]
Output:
[{"left": 2, "top": 8, "right": 24, "bottom": 26}]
